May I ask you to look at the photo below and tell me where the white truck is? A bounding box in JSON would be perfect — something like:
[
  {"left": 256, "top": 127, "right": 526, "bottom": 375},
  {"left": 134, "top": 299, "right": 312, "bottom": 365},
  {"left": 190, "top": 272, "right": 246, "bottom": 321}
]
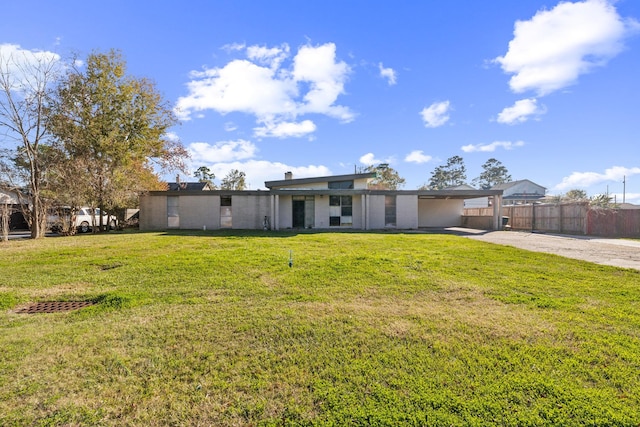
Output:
[{"left": 48, "top": 207, "right": 117, "bottom": 233}]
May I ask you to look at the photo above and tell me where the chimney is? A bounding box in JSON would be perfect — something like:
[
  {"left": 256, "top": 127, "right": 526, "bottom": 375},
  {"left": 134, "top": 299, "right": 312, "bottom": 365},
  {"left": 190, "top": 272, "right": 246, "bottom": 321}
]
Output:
[{"left": 285, "top": 171, "right": 293, "bottom": 180}]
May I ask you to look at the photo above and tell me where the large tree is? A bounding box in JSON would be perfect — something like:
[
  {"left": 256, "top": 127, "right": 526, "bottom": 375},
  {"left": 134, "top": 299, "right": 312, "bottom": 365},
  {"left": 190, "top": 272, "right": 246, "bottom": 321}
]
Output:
[
  {"left": 426, "top": 155, "right": 467, "bottom": 190},
  {"left": 194, "top": 166, "right": 216, "bottom": 188},
  {"left": 472, "top": 158, "right": 512, "bottom": 189},
  {"left": 365, "top": 163, "right": 406, "bottom": 190},
  {"left": 220, "top": 169, "right": 246, "bottom": 190},
  {"left": 0, "top": 45, "right": 61, "bottom": 238},
  {"left": 48, "top": 50, "right": 188, "bottom": 229}
]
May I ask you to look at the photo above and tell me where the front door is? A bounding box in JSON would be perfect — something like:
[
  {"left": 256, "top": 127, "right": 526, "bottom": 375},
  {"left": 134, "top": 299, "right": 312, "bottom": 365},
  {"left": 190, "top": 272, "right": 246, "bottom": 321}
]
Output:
[{"left": 292, "top": 200, "right": 305, "bottom": 228}]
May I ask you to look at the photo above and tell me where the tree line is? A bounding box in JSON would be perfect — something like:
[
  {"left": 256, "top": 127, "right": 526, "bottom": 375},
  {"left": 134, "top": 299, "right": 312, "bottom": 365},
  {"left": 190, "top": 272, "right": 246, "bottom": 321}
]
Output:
[
  {"left": 361, "top": 157, "right": 512, "bottom": 191},
  {"left": 193, "top": 166, "right": 247, "bottom": 190}
]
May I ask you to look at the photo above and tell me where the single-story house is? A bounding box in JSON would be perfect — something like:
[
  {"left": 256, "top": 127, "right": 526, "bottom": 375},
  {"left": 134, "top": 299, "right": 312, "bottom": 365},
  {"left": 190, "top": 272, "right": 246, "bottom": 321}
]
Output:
[{"left": 139, "top": 172, "right": 504, "bottom": 231}]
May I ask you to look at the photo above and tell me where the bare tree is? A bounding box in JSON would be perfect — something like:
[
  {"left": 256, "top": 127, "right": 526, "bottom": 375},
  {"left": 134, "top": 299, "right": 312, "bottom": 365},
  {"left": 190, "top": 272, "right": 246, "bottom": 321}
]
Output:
[
  {"left": 0, "top": 196, "right": 9, "bottom": 242},
  {"left": 0, "top": 45, "right": 61, "bottom": 238}
]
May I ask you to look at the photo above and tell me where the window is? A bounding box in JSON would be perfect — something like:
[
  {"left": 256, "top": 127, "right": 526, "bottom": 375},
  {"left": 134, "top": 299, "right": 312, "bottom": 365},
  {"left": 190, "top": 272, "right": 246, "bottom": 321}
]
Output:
[
  {"left": 328, "top": 180, "right": 354, "bottom": 189},
  {"left": 220, "top": 196, "right": 232, "bottom": 228},
  {"left": 167, "top": 196, "right": 179, "bottom": 228},
  {"left": 329, "top": 195, "right": 352, "bottom": 226},
  {"left": 385, "top": 195, "right": 396, "bottom": 227}
]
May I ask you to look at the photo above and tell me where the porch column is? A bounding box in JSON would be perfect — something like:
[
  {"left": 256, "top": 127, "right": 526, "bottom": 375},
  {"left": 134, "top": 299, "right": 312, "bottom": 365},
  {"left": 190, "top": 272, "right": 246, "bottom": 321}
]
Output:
[
  {"left": 493, "top": 194, "right": 503, "bottom": 230},
  {"left": 274, "top": 194, "right": 280, "bottom": 230},
  {"left": 361, "top": 194, "right": 367, "bottom": 230},
  {"left": 365, "top": 194, "right": 371, "bottom": 230},
  {"left": 270, "top": 194, "right": 275, "bottom": 230}
]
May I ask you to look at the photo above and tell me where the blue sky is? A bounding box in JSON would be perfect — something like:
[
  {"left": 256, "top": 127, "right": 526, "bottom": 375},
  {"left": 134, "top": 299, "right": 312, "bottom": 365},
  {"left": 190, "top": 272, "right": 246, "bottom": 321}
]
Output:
[{"left": 2, "top": 0, "right": 640, "bottom": 202}]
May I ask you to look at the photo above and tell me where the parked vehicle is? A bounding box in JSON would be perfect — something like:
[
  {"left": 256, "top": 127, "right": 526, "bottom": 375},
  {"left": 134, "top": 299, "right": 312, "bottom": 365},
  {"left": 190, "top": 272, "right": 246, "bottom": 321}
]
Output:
[{"left": 48, "top": 207, "right": 117, "bottom": 233}]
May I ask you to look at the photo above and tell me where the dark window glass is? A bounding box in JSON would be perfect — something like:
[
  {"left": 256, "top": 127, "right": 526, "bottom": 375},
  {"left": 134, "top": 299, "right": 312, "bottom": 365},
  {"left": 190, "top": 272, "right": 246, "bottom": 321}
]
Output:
[
  {"left": 221, "top": 196, "right": 232, "bottom": 206},
  {"left": 330, "top": 216, "right": 341, "bottom": 226},
  {"left": 329, "top": 195, "right": 341, "bottom": 206},
  {"left": 385, "top": 195, "right": 396, "bottom": 226},
  {"left": 328, "top": 180, "right": 354, "bottom": 189},
  {"left": 341, "top": 196, "right": 352, "bottom": 206},
  {"left": 341, "top": 206, "right": 352, "bottom": 216}
]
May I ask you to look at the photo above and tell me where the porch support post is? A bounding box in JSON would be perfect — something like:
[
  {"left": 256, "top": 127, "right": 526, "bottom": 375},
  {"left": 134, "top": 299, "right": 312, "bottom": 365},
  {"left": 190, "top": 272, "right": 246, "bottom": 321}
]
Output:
[
  {"left": 274, "top": 194, "right": 280, "bottom": 230},
  {"left": 493, "top": 194, "right": 503, "bottom": 230},
  {"left": 362, "top": 194, "right": 368, "bottom": 230}
]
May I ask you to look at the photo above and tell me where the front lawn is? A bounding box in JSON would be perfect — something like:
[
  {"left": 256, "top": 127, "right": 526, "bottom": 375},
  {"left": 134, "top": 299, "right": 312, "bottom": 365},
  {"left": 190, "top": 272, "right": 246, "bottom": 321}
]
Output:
[{"left": 1, "top": 230, "right": 639, "bottom": 426}]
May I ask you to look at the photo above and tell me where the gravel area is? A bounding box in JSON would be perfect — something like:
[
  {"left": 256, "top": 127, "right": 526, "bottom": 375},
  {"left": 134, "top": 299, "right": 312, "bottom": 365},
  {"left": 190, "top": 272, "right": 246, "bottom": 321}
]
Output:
[{"left": 457, "top": 229, "right": 640, "bottom": 271}]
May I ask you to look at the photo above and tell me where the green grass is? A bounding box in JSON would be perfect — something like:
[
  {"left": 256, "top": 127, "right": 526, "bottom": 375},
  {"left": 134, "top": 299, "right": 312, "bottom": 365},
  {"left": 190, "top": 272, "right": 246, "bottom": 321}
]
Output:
[{"left": 1, "top": 230, "right": 640, "bottom": 426}]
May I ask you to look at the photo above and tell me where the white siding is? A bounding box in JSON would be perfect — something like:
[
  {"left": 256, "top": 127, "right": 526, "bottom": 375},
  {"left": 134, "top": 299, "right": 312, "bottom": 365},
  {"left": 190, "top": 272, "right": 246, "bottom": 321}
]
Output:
[
  {"left": 233, "top": 195, "right": 271, "bottom": 229},
  {"left": 397, "top": 195, "right": 418, "bottom": 229},
  {"left": 178, "top": 195, "right": 219, "bottom": 229}
]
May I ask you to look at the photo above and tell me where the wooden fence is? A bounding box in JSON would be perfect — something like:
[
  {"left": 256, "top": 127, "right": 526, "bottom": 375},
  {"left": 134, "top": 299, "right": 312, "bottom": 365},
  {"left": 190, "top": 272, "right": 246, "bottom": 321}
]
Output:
[{"left": 463, "top": 203, "right": 640, "bottom": 237}]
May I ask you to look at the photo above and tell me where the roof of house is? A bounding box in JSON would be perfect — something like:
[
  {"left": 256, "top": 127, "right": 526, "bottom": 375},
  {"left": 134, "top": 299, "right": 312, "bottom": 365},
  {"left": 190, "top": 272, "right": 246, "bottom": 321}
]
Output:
[
  {"left": 491, "top": 179, "right": 546, "bottom": 191},
  {"left": 445, "top": 184, "right": 477, "bottom": 191},
  {"left": 265, "top": 172, "right": 377, "bottom": 189},
  {"left": 166, "top": 182, "right": 212, "bottom": 191}
]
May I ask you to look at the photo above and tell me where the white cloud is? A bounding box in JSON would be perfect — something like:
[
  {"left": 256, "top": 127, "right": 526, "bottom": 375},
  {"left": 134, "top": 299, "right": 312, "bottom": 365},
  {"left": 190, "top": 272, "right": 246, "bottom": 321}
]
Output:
[
  {"left": 461, "top": 140, "right": 525, "bottom": 153},
  {"left": 246, "top": 44, "right": 290, "bottom": 69},
  {"left": 189, "top": 139, "right": 257, "bottom": 163},
  {"left": 292, "top": 43, "right": 354, "bottom": 121},
  {"left": 359, "top": 153, "right": 381, "bottom": 166},
  {"left": 497, "top": 98, "right": 546, "bottom": 124},
  {"left": 175, "top": 59, "right": 297, "bottom": 120},
  {"left": 495, "top": 0, "right": 640, "bottom": 96},
  {"left": 0, "top": 43, "right": 61, "bottom": 90},
  {"left": 176, "top": 42, "right": 353, "bottom": 137},
  {"left": 222, "top": 42, "right": 246, "bottom": 53},
  {"left": 254, "top": 120, "right": 316, "bottom": 138},
  {"left": 420, "top": 101, "right": 451, "bottom": 128},
  {"left": 164, "top": 132, "right": 180, "bottom": 142},
  {"left": 404, "top": 150, "right": 433, "bottom": 164},
  {"left": 224, "top": 122, "right": 238, "bottom": 132},
  {"left": 554, "top": 166, "right": 640, "bottom": 191},
  {"left": 618, "top": 192, "right": 640, "bottom": 205},
  {"left": 378, "top": 62, "right": 397, "bottom": 85}
]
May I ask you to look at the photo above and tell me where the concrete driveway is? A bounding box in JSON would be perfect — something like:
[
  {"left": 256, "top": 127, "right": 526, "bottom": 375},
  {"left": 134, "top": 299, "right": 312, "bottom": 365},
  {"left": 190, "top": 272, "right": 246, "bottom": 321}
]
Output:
[{"left": 459, "top": 229, "right": 640, "bottom": 271}]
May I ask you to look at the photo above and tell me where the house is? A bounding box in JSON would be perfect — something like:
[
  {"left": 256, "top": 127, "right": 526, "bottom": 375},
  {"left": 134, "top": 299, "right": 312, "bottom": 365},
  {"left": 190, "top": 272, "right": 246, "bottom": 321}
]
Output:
[
  {"left": 0, "top": 187, "right": 29, "bottom": 230},
  {"left": 166, "top": 181, "right": 213, "bottom": 191},
  {"left": 139, "top": 172, "right": 504, "bottom": 231},
  {"left": 492, "top": 180, "right": 546, "bottom": 205}
]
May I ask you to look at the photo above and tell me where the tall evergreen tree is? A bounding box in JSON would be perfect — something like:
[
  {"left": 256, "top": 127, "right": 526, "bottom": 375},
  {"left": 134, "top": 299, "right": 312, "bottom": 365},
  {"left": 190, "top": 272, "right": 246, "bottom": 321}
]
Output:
[
  {"left": 427, "top": 156, "right": 467, "bottom": 190},
  {"left": 194, "top": 166, "right": 216, "bottom": 188},
  {"left": 472, "top": 158, "right": 511, "bottom": 189}
]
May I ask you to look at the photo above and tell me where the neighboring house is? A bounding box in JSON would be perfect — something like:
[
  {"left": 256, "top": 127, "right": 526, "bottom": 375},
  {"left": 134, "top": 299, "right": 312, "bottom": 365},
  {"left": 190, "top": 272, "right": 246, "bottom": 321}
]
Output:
[
  {"left": 166, "top": 181, "right": 213, "bottom": 191},
  {"left": 464, "top": 179, "right": 546, "bottom": 208},
  {"left": 0, "top": 187, "right": 29, "bottom": 230},
  {"left": 139, "top": 172, "right": 504, "bottom": 231},
  {"left": 492, "top": 180, "right": 546, "bottom": 205}
]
